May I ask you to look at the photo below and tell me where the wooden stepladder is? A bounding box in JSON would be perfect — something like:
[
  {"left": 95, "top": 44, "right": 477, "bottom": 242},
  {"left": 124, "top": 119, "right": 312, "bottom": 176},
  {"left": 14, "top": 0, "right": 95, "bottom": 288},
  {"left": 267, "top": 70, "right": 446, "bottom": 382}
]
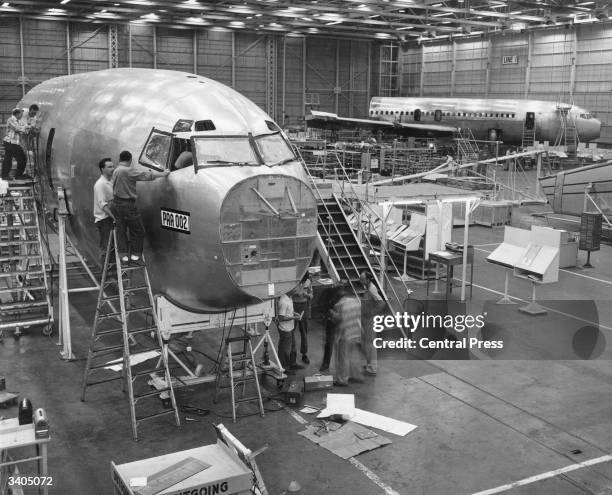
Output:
[
  {"left": 214, "top": 335, "right": 265, "bottom": 423},
  {"left": 80, "top": 230, "right": 180, "bottom": 440}
]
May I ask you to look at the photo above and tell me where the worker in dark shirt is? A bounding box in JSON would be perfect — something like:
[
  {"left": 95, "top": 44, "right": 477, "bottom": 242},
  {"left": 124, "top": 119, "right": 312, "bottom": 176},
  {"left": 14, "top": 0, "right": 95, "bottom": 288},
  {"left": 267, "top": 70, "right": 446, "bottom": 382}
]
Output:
[
  {"left": 111, "top": 150, "right": 169, "bottom": 264},
  {"left": 319, "top": 284, "right": 345, "bottom": 372}
]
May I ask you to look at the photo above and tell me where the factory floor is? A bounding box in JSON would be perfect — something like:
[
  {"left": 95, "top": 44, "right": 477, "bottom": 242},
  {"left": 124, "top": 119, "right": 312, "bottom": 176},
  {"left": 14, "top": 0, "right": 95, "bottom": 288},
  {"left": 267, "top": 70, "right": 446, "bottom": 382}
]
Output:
[{"left": 2, "top": 218, "right": 612, "bottom": 495}]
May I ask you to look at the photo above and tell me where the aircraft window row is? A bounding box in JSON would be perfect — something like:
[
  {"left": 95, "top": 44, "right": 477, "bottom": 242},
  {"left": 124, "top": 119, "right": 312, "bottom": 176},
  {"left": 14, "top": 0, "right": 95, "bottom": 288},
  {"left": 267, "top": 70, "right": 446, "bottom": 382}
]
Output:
[{"left": 370, "top": 109, "right": 518, "bottom": 119}]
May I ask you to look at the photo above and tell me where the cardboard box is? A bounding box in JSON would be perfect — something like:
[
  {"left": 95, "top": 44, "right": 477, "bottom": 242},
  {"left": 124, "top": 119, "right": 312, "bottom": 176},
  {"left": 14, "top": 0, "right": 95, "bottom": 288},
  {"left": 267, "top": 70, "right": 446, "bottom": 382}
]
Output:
[{"left": 304, "top": 374, "right": 333, "bottom": 392}]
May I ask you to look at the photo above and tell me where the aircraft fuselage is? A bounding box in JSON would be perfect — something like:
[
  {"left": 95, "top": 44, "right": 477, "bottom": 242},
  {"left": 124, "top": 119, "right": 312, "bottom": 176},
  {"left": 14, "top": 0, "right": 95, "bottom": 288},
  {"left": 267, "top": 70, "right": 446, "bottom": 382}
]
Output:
[
  {"left": 18, "top": 68, "right": 317, "bottom": 313},
  {"left": 369, "top": 97, "right": 601, "bottom": 144}
]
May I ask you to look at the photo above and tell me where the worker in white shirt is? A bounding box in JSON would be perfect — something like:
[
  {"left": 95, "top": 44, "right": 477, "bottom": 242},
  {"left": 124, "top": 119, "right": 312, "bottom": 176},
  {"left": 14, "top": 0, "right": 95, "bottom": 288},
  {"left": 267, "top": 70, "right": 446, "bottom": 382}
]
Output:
[
  {"left": 276, "top": 293, "right": 303, "bottom": 374},
  {"left": 2, "top": 108, "right": 30, "bottom": 181},
  {"left": 93, "top": 158, "right": 116, "bottom": 259}
]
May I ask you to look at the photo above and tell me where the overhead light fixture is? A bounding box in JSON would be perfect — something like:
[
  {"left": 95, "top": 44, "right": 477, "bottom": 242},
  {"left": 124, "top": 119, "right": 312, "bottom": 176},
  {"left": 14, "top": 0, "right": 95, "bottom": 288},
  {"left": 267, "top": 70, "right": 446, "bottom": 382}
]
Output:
[
  {"left": 1, "top": 2, "right": 9, "bottom": 6},
  {"left": 60, "top": 0, "right": 70, "bottom": 4},
  {"left": 185, "top": 16, "right": 205, "bottom": 23},
  {"left": 325, "top": 20, "right": 343, "bottom": 25}
]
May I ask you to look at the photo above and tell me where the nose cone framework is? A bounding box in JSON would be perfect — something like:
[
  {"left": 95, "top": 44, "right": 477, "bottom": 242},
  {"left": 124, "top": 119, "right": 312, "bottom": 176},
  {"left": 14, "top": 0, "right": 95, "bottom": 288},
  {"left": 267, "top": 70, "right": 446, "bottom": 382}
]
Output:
[{"left": 220, "top": 175, "right": 318, "bottom": 300}]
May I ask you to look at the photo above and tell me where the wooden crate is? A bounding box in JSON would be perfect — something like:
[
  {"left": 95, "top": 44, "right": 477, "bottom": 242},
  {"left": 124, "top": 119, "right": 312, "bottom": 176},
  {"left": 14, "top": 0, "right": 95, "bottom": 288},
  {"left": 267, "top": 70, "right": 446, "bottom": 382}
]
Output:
[{"left": 473, "top": 201, "right": 512, "bottom": 227}]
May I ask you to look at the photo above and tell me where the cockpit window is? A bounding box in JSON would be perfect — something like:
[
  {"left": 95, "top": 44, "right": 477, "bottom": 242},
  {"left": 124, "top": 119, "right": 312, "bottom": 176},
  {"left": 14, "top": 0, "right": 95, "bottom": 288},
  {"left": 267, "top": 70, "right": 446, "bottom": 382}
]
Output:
[
  {"left": 193, "top": 136, "right": 259, "bottom": 168},
  {"left": 139, "top": 128, "right": 172, "bottom": 170},
  {"left": 255, "top": 132, "right": 296, "bottom": 166},
  {"left": 580, "top": 113, "right": 593, "bottom": 119}
]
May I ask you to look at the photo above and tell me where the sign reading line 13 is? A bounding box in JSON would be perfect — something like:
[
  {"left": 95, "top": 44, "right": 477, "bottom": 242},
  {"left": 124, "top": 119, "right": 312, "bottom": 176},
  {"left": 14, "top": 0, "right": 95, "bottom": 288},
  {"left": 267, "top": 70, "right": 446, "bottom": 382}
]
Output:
[
  {"left": 502, "top": 55, "right": 519, "bottom": 65},
  {"left": 161, "top": 207, "right": 191, "bottom": 234}
]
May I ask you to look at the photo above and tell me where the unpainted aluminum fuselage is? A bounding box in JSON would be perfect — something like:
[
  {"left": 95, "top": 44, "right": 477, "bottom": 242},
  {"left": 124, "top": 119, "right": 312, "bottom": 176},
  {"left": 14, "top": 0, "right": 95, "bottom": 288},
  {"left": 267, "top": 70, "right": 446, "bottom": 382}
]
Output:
[
  {"left": 18, "top": 68, "right": 317, "bottom": 312},
  {"left": 370, "top": 97, "right": 601, "bottom": 144}
]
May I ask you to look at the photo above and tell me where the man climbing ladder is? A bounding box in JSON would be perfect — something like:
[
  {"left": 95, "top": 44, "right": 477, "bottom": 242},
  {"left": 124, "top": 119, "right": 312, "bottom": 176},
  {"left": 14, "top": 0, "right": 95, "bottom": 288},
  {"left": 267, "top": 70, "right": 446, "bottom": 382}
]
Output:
[{"left": 81, "top": 229, "right": 180, "bottom": 441}]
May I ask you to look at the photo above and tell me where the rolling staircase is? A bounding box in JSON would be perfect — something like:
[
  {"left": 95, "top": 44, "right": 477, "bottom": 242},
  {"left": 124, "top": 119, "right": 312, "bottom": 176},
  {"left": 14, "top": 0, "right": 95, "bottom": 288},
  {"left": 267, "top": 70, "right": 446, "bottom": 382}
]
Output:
[
  {"left": 0, "top": 181, "right": 53, "bottom": 338},
  {"left": 455, "top": 128, "right": 480, "bottom": 164},
  {"left": 317, "top": 195, "right": 376, "bottom": 297},
  {"left": 81, "top": 230, "right": 180, "bottom": 441},
  {"left": 293, "top": 140, "right": 416, "bottom": 315}
]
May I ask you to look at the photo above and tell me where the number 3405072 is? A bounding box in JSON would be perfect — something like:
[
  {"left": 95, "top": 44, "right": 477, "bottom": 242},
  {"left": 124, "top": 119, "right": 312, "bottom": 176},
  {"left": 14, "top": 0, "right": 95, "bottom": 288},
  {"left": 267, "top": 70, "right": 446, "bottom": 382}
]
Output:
[{"left": 8, "top": 476, "right": 53, "bottom": 486}]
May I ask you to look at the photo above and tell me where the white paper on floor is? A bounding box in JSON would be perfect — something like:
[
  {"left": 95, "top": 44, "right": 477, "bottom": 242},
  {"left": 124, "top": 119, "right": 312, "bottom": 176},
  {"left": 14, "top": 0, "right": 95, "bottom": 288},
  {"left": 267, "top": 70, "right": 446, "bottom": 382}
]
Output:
[
  {"left": 317, "top": 393, "right": 355, "bottom": 419},
  {"left": 104, "top": 350, "right": 160, "bottom": 372},
  {"left": 351, "top": 408, "right": 417, "bottom": 436},
  {"left": 299, "top": 406, "right": 320, "bottom": 414}
]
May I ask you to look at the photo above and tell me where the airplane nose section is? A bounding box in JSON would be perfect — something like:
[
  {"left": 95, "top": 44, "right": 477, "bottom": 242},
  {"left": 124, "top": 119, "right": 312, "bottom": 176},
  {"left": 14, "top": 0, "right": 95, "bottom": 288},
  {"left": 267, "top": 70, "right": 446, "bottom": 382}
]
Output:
[
  {"left": 593, "top": 119, "right": 602, "bottom": 141},
  {"left": 219, "top": 175, "right": 318, "bottom": 299}
]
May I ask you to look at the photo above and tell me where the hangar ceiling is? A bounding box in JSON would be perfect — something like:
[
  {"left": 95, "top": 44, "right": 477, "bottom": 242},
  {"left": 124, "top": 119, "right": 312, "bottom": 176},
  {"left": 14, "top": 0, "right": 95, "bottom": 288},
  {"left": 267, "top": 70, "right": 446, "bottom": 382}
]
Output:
[{"left": 0, "top": 0, "right": 610, "bottom": 41}]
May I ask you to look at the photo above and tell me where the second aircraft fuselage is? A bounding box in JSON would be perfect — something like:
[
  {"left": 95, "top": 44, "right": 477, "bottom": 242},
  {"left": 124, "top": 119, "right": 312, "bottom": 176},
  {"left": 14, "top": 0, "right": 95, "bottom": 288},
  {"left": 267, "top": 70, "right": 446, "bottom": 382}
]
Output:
[{"left": 369, "top": 97, "right": 601, "bottom": 144}]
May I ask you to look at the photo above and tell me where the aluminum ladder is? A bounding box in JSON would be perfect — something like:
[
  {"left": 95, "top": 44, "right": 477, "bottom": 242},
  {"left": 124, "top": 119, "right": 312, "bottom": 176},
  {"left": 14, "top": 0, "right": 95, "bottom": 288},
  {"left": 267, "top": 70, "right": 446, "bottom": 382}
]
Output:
[
  {"left": 555, "top": 106, "right": 578, "bottom": 158},
  {"left": 0, "top": 181, "right": 53, "bottom": 339},
  {"left": 213, "top": 335, "right": 265, "bottom": 423},
  {"left": 521, "top": 122, "right": 536, "bottom": 148},
  {"left": 80, "top": 230, "right": 180, "bottom": 441}
]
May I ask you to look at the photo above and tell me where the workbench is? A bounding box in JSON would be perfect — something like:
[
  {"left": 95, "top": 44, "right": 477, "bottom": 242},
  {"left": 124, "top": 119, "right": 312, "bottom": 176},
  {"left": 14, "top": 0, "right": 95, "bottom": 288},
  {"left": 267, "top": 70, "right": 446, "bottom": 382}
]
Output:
[
  {"left": 0, "top": 417, "right": 50, "bottom": 495},
  {"left": 426, "top": 246, "right": 474, "bottom": 300}
]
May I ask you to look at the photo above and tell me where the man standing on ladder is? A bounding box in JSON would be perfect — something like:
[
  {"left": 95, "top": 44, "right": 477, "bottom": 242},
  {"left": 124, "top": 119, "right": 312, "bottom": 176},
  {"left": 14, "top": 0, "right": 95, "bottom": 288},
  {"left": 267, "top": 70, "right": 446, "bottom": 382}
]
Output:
[
  {"left": 111, "top": 150, "right": 169, "bottom": 264},
  {"left": 22, "top": 104, "right": 40, "bottom": 175},
  {"left": 1, "top": 108, "right": 30, "bottom": 181},
  {"left": 93, "top": 158, "right": 116, "bottom": 262}
]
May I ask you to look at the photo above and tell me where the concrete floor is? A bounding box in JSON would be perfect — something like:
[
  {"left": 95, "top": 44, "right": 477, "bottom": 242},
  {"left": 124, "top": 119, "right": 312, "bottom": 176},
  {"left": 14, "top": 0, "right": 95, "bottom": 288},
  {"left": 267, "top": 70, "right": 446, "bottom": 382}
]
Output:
[{"left": 2, "top": 218, "right": 612, "bottom": 494}]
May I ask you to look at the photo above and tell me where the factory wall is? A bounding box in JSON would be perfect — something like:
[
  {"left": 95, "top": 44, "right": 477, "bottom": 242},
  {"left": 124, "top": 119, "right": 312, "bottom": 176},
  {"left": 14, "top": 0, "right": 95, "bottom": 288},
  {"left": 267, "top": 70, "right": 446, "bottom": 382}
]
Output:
[
  {"left": 0, "top": 17, "right": 374, "bottom": 127},
  {"left": 399, "top": 23, "right": 612, "bottom": 145}
]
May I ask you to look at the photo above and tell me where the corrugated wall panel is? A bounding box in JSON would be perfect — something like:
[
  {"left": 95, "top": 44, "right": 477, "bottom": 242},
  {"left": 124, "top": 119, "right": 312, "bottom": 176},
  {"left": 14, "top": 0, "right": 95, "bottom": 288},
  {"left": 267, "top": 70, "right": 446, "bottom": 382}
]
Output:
[
  {"left": 305, "top": 37, "right": 337, "bottom": 113},
  {"left": 422, "top": 44, "right": 452, "bottom": 96},
  {"left": 348, "top": 41, "right": 370, "bottom": 118},
  {"left": 489, "top": 34, "right": 528, "bottom": 98},
  {"left": 234, "top": 33, "right": 267, "bottom": 110},
  {"left": 70, "top": 24, "right": 108, "bottom": 73},
  {"left": 454, "top": 40, "right": 488, "bottom": 96},
  {"left": 575, "top": 24, "right": 612, "bottom": 143},
  {"left": 0, "top": 17, "right": 375, "bottom": 129},
  {"left": 196, "top": 31, "right": 232, "bottom": 86},
  {"left": 129, "top": 24, "right": 154, "bottom": 69},
  {"left": 0, "top": 18, "right": 22, "bottom": 122},
  {"left": 399, "top": 27, "right": 612, "bottom": 143},
  {"left": 337, "top": 40, "right": 352, "bottom": 117},
  {"left": 156, "top": 27, "right": 193, "bottom": 73},
  {"left": 529, "top": 30, "right": 573, "bottom": 99},
  {"left": 23, "top": 20, "right": 67, "bottom": 83},
  {"left": 399, "top": 45, "right": 421, "bottom": 96}
]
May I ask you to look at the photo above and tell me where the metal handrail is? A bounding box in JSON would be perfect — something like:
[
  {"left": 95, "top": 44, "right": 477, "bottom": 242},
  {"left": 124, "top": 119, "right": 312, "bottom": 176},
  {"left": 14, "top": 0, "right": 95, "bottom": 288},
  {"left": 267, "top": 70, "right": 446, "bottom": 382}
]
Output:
[
  {"left": 293, "top": 147, "right": 371, "bottom": 299},
  {"left": 314, "top": 149, "right": 413, "bottom": 312}
]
